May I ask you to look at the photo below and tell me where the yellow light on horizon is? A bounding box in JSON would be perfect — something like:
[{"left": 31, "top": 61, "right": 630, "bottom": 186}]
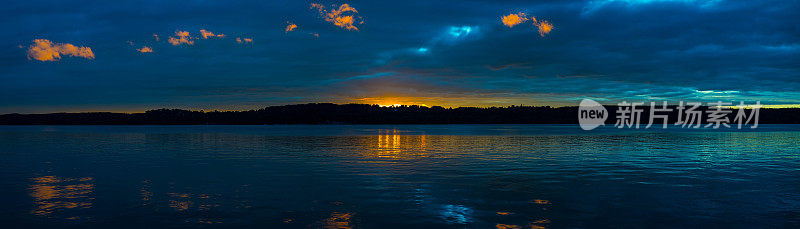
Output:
[
  {"left": 377, "top": 103, "right": 428, "bottom": 107},
  {"left": 354, "top": 96, "right": 431, "bottom": 107}
]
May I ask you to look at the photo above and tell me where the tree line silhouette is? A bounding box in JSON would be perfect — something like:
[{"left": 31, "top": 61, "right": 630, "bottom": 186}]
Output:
[{"left": 1, "top": 103, "right": 798, "bottom": 125}]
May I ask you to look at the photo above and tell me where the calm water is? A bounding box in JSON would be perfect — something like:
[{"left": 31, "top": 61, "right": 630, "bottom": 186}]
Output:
[{"left": 1, "top": 125, "right": 799, "bottom": 228}]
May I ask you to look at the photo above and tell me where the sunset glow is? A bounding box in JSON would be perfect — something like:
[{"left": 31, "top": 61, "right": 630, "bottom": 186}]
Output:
[
  {"left": 3, "top": 1, "right": 800, "bottom": 228},
  {"left": 353, "top": 97, "right": 429, "bottom": 107},
  {"left": 4, "top": 0, "right": 798, "bottom": 114}
]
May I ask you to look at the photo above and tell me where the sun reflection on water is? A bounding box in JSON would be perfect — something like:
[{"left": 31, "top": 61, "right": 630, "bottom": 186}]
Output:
[
  {"left": 496, "top": 223, "right": 522, "bottom": 229},
  {"left": 29, "top": 176, "right": 94, "bottom": 219},
  {"left": 12, "top": 126, "right": 795, "bottom": 227},
  {"left": 322, "top": 212, "right": 354, "bottom": 229},
  {"left": 370, "top": 129, "right": 427, "bottom": 158},
  {"left": 168, "top": 192, "right": 193, "bottom": 211},
  {"left": 140, "top": 180, "right": 153, "bottom": 206}
]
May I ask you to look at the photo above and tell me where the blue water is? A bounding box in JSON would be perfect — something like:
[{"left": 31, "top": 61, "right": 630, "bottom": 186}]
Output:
[{"left": 0, "top": 125, "right": 798, "bottom": 228}]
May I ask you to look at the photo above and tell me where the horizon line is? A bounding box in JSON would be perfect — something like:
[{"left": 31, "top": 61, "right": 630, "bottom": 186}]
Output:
[{"left": 3, "top": 102, "right": 800, "bottom": 115}]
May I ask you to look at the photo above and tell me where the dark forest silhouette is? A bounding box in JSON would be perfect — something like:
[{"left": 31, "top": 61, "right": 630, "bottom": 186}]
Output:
[{"left": 1, "top": 103, "right": 799, "bottom": 125}]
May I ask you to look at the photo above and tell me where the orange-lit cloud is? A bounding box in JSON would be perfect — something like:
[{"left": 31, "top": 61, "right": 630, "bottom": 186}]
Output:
[
  {"left": 535, "top": 20, "right": 553, "bottom": 37},
  {"left": 153, "top": 34, "right": 159, "bottom": 41},
  {"left": 27, "top": 39, "right": 95, "bottom": 61},
  {"left": 236, "top": 37, "right": 253, "bottom": 44},
  {"left": 501, "top": 13, "right": 528, "bottom": 28},
  {"left": 137, "top": 46, "right": 153, "bottom": 53},
  {"left": 311, "top": 3, "right": 363, "bottom": 31},
  {"left": 502, "top": 13, "right": 554, "bottom": 37},
  {"left": 168, "top": 30, "right": 194, "bottom": 46},
  {"left": 199, "top": 29, "right": 225, "bottom": 39},
  {"left": 285, "top": 22, "right": 298, "bottom": 32},
  {"left": 310, "top": 3, "right": 324, "bottom": 12}
]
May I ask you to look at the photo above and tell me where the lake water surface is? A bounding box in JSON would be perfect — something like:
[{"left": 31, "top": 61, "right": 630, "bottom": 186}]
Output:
[{"left": 1, "top": 125, "right": 799, "bottom": 228}]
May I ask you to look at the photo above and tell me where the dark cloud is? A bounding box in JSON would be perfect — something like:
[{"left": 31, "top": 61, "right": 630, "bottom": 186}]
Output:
[{"left": 1, "top": 0, "right": 798, "bottom": 113}]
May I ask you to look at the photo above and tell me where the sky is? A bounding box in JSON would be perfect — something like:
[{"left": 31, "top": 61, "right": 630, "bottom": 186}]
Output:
[{"left": 1, "top": 0, "right": 799, "bottom": 113}]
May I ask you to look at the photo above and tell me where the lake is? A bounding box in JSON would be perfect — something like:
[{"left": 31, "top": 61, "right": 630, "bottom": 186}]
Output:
[{"left": 1, "top": 125, "right": 799, "bottom": 228}]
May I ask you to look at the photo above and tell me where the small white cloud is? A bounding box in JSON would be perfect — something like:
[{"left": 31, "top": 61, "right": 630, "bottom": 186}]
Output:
[{"left": 448, "top": 26, "right": 473, "bottom": 38}]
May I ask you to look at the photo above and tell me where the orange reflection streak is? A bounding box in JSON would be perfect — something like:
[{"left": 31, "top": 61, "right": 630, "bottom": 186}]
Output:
[
  {"left": 371, "top": 129, "right": 428, "bottom": 158},
  {"left": 323, "top": 212, "right": 353, "bottom": 229},
  {"left": 198, "top": 219, "right": 223, "bottom": 224},
  {"left": 528, "top": 219, "right": 551, "bottom": 229},
  {"left": 163, "top": 190, "right": 223, "bottom": 224},
  {"left": 27, "top": 39, "right": 95, "bottom": 61},
  {"left": 29, "top": 176, "right": 94, "bottom": 217},
  {"left": 530, "top": 199, "right": 551, "bottom": 205},
  {"left": 168, "top": 192, "right": 192, "bottom": 211},
  {"left": 198, "top": 194, "right": 221, "bottom": 211},
  {"left": 531, "top": 219, "right": 551, "bottom": 224},
  {"left": 496, "top": 224, "right": 522, "bottom": 229},
  {"left": 140, "top": 180, "right": 152, "bottom": 205}
]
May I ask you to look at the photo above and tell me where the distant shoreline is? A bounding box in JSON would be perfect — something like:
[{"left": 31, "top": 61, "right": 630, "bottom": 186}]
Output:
[{"left": 2, "top": 103, "right": 799, "bottom": 125}]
